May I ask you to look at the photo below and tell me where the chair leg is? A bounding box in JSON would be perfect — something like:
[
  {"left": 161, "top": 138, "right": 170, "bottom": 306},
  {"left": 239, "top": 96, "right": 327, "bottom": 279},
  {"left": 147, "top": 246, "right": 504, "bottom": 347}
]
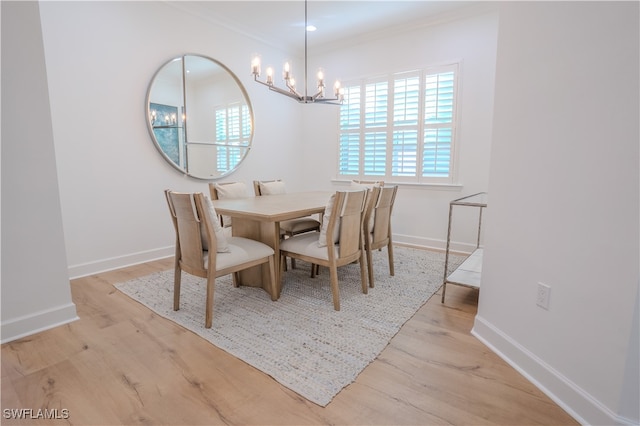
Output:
[
  {"left": 279, "top": 253, "right": 287, "bottom": 290},
  {"left": 329, "top": 265, "right": 340, "bottom": 310},
  {"left": 267, "top": 256, "right": 277, "bottom": 301},
  {"left": 310, "top": 263, "right": 320, "bottom": 277},
  {"left": 366, "top": 246, "right": 374, "bottom": 288},
  {"left": 362, "top": 251, "right": 371, "bottom": 293},
  {"left": 388, "top": 242, "right": 395, "bottom": 276},
  {"left": 204, "top": 274, "right": 215, "bottom": 328},
  {"left": 173, "top": 266, "right": 182, "bottom": 311}
]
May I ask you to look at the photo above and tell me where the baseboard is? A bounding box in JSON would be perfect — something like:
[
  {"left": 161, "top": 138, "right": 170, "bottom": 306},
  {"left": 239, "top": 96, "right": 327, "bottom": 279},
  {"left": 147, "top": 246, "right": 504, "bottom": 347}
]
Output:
[
  {"left": 472, "top": 315, "right": 633, "bottom": 426},
  {"left": 393, "top": 233, "right": 475, "bottom": 254},
  {"left": 1, "top": 303, "right": 79, "bottom": 344},
  {"left": 68, "top": 239, "right": 471, "bottom": 280},
  {"left": 68, "top": 246, "right": 174, "bottom": 279}
]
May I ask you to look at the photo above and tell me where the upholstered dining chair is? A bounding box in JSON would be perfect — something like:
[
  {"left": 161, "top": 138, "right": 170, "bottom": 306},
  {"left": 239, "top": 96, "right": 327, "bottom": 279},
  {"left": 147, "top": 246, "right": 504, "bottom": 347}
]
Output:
[
  {"left": 279, "top": 189, "right": 369, "bottom": 310},
  {"left": 352, "top": 179, "right": 384, "bottom": 187},
  {"left": 208, "top": 182, "right": 250, "bottom": 230},
  {"left": 363, "top": 185, "right": 398, "bottom": 288},
  {"left": 254, "top": 180, "right": 322, "bottom": 270},
  {"left": 165, "top": 190, "right": 276, "bottom": 328},
  {"left": 253, "top": 180, "right": 321, "bottom": 237}
]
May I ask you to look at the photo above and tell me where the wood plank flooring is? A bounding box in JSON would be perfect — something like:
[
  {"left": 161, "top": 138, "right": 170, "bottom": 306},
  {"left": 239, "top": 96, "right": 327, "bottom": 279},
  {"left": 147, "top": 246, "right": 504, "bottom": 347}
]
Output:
[{"left": 1, "top": 253, "right": 578, "bottom": 425}]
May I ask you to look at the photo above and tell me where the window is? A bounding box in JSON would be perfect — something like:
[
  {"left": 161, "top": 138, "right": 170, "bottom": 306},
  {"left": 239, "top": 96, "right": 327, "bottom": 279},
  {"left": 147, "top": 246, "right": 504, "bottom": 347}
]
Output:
[
  {"left": 338, "top": 64, "right": 458, "bottom": 184},
  {"left": 215, "top": 103, "right": 251, "bottom": 171}
]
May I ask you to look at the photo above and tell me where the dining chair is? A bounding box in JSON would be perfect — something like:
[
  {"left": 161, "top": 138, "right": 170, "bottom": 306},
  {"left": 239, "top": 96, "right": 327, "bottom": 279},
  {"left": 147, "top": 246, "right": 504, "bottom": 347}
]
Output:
[
  {"left": 363, "top": 185, "right": 398, "bottom": 288},
  {"left": 165, "top": 190, "right": 277, "bottom": 328},
  {"left": 209, "top": 182, "right": 250, "bottom": 230},
  {"left": 254, "top": 180, "right": 322, "bottom": 270},
  {"left": 253, "top": 180, "right": 321, "bottom": 237},
  {"left": 279, "top": 189, "right": 369, "bottom": 310},
  {"left": 352, "top": 179, "right": 384, "bottom": 187}
]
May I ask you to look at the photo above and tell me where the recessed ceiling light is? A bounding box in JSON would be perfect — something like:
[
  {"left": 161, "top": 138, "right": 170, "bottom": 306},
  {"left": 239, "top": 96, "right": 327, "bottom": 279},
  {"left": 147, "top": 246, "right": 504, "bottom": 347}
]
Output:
[{"left": 306, "top": 24, "right": 317, "bottom": 32}]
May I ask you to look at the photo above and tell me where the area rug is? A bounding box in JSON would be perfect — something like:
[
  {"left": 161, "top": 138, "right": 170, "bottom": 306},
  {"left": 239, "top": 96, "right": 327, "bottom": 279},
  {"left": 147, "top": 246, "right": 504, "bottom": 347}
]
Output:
[{"left": 115, "top": 246, "right": 461, "bottom": 406}]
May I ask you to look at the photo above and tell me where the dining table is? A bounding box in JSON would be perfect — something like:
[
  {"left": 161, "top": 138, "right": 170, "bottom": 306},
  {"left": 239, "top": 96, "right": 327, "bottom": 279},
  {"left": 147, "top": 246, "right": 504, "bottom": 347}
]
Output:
[{"left": 213, "top": 190, "right": 332, "bottom": 299}]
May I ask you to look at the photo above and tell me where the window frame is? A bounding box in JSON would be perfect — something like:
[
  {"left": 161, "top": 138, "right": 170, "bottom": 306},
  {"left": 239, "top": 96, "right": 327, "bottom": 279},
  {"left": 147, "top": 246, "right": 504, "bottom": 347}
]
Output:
[{"left": 337, "top": 63, "right": 460, "bottom": 185}]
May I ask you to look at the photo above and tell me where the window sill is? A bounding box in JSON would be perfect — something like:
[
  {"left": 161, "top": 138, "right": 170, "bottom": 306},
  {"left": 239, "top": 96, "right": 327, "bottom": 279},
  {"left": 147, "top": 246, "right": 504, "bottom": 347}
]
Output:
[{"left": 331, "top": 178, "right": 463, "bottom": 191}]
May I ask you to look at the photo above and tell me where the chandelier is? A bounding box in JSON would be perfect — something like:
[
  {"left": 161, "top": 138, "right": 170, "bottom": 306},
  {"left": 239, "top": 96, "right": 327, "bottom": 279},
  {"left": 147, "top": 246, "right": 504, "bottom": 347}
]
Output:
[{"left": 251, "top": 0, "right": 343, "bottom": 104}]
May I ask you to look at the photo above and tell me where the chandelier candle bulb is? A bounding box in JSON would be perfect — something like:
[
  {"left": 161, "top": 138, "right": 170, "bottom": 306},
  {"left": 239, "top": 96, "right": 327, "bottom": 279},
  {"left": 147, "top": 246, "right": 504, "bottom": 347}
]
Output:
[
  {"left": 251, "top": 57, "right": 261, "bottom": 76},
  {"left": 266, "top": 67, "right": 274, "bottom": 85},
  {"left": 283, "top": 62, "right": 291, "bottom": 80}
]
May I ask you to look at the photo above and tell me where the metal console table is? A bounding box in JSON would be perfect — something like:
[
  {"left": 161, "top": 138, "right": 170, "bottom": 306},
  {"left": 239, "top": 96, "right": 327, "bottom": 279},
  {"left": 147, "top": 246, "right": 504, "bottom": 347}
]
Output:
[{"left": 441, "top": 192, "right": 487, "bottom": 303}]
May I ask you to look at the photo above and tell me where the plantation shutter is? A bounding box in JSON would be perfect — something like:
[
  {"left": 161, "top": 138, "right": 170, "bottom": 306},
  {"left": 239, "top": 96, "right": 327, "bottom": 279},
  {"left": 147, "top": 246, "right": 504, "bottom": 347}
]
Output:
[
  {"left": 337, "top": 64, "right": 458, "bottom": 183},
  {"left": 339, "top": 86, "right": 361, "bottom": 175},
  {"left": 392, "top": 74, "right": 420, "bottom": 177},
  {"left": 423, "top": 70, "right": 455, "bottom": 177},
  {"left": 215, "top": 108, "right": 226, "bottom": 142},
  {"left": 363, "top": 81, "right": 388, "bottom": 175}
]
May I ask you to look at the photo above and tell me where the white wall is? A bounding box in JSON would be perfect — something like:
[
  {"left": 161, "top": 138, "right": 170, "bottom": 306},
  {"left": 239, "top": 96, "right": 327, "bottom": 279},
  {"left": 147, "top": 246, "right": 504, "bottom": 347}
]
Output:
[
  {"left": 37, "top": 1, "right": 304, "bottom": 278},
  {"left": 1, "top": 2, "right": 78, "bottom": 343},
  {"left": 474, "top": 2, "right": 639, "bottom": 425},
  {"left": 302, "top": 5, "right": 498, "bottom": 251}
]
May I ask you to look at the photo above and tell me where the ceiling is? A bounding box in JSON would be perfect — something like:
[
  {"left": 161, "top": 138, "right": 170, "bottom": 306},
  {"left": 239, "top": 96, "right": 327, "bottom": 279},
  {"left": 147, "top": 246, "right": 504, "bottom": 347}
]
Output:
[{"left": 168, "top": 1, "right": 479, "bottom": 54}]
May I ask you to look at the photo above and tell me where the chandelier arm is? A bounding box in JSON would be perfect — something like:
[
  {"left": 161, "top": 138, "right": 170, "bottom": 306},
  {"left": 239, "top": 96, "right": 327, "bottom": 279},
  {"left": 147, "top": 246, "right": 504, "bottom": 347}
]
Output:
[
  {"left": 309, "top": 89, "right": 325, "bottom": 100},
  {"left": 253, "top": 75, "right": 302, "bottom": 100},
  {"left": 285, "top": 80, "right": 303, "bottom": 98},
  {"left": 271, "top": 85, "right": 302, "bottom": 101}
]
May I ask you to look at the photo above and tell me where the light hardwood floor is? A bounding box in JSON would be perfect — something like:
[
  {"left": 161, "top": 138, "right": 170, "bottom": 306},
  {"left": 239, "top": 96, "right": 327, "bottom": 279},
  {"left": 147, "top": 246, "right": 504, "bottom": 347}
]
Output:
[{"left": 1, "top": 254, "right": 578, "bottom": 425}]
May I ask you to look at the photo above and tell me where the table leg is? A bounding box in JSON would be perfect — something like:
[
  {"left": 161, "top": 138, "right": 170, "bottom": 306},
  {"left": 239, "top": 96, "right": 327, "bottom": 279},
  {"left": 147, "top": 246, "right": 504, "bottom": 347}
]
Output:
[{"left": 231, "top": 218, "right": 281, "bottom": 300}]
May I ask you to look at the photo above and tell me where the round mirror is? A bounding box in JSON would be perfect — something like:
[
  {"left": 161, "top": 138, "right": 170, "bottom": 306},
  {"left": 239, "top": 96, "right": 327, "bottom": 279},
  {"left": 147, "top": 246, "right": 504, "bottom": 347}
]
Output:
[{"left": 146, "top": 54, "right": 253, "bottom": 179}]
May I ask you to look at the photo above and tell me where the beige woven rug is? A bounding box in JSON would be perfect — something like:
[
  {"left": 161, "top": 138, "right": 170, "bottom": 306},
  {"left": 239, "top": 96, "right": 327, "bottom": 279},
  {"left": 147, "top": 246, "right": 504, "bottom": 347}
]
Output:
[{"left": 115, "top": 246, "right": 460, "bottom": 406}]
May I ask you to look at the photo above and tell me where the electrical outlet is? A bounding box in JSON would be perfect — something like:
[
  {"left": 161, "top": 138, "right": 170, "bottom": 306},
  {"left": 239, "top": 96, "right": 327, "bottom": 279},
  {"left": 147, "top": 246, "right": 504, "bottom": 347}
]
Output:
[{"left": 537, "top": 282, "right": 551, "bottom": 310}]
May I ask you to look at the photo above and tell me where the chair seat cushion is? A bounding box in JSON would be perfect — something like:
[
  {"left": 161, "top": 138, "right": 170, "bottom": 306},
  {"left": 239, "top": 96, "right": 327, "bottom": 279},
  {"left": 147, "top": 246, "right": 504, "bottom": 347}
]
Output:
[
  {"left": 207, "top": 236, "right": 274, "bottom": 270},
  {"left": 281, "top": 217, "right": 321, "bottom": 234},
  {"left": 279, "top": 232, "right": 338, "bottom": 261}
]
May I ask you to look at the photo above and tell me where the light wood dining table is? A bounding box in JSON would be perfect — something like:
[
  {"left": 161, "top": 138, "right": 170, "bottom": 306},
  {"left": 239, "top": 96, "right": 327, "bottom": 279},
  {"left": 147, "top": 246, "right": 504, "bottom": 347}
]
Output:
[{"left": 213, "top": 191, "right": 332, "bottom": 299}]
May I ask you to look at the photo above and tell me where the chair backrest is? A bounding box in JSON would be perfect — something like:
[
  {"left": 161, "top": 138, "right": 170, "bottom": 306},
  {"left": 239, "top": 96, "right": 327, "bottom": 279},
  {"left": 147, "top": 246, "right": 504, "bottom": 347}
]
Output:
[
  {"left": 352, "top": 179, "right": 384, "bottom": 187},
  {"left": 165, "top": 190, "right": 214, "bottom": 274},
  {"left": 253, "top": 179, "right": 286, "bottom": 196},
  {"left": 326, "top": 190, "right": 367, "bottom": 259},
  {"left": 364, "top": 185, "right": 398, "bottom": 246},
  {"left": 208, "top": 182, "right": 248, "bottom": 227},
  {"left": 209, "top": 182, "right": 247, "bottom": 200}
]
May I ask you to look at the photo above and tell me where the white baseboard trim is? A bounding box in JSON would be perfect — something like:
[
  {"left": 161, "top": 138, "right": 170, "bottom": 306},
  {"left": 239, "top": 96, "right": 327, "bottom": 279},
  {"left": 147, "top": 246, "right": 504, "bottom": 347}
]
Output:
[
  {"left": 393, "top": 233, "right": 476, "bottom": 254},
  {"left": 1, "top": 303, "right": 79, "bottom": 344},
  {"left": 472, "top": 315, "right": 633, "bottom": 426},
  {"left": 68, "top": 238, "right": 473, "bottom": 280},
  {"left": 68, "top": 246, "right": 174, "bottom": 279}
]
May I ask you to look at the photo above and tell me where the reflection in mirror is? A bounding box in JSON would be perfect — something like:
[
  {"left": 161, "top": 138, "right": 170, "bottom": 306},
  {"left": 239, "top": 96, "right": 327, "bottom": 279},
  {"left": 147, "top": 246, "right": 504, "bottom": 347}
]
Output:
[{"left": 146, "top": 54, "right": 253, "bottom": 179}]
